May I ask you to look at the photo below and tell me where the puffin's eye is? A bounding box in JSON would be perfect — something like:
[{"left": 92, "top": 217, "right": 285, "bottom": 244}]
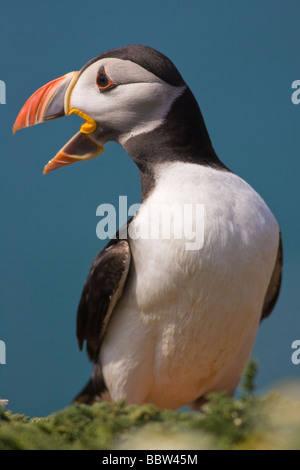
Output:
[{"left": 96, "top": 70, "right": 116, "bottom": 92}]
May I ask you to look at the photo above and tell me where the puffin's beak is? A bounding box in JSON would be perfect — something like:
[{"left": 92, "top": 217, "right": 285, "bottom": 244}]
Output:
[{"left": 13, "top": 72, "right": 104, "bottom": 174}]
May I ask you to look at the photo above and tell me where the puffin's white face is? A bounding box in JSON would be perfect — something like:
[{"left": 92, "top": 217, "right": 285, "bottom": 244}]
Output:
[
  {"left": 13, "top": 55, "right": 185, "bottom": 174},
  {"left": 70, "top": 58, "right": 184, "bottom": 145}
]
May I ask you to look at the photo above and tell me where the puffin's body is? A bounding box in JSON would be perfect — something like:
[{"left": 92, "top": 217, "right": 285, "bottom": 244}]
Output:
[
  {"left": 98, "top": 164, "right": 280, "bottom": 410},
  {"left": 14, "top": 45, "right": 282, "bottom": 410}
]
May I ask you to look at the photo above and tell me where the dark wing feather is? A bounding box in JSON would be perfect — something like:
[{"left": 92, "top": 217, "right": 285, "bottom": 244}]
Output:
[
  {"left": 261, "top": 231, "right": 283, "bottom": 321},
  {"left": 76, "top": 239, "right": 131, "bottom": 361}
]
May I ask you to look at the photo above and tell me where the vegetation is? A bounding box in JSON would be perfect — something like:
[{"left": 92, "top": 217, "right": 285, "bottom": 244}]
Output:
[{"left": 0, "top": 361, "right": 299, "bottom": 450}]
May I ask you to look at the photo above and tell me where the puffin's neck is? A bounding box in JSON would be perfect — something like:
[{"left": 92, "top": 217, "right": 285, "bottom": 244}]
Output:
[{"left": 122, "top": 87, "right": 229, "bottom": 202}]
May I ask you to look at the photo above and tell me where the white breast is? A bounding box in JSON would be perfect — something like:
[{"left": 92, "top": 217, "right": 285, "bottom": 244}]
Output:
[{"left": 100, "top": 162, "right": 279, "bottom": 409}]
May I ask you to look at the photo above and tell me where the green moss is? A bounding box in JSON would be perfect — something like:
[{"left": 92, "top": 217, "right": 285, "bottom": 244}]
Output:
[
  {"left": 1, "top": 393, "right": 299, "bottom": 450},
  {"left": 1, "top": 363, "right": 299, "bottom": 450},
  {"left": 240, "top": 359, "right": 259, "bottom": 397}
]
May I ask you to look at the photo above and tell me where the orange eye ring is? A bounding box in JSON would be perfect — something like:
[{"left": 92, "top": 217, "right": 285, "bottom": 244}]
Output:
[{"left": 96, "top": 69, "right": 116, "bottom": 92}]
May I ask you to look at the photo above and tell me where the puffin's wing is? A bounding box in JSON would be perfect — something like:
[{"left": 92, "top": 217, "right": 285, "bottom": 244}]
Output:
[
  {"left": 76, "top": 239, "right": 131, "bottom": 361},
  {"left": 261, "top": 232, "right": 283, "bottom": 321}
]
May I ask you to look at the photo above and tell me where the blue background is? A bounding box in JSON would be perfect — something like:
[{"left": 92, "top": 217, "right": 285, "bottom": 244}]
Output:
[{"left": 1, "top": 0, "right": 299, "bottom": 418}]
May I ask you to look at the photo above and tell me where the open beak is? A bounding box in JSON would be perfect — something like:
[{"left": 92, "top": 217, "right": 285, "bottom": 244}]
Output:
[{"left": 13, "top": 72, "right": 104, "bottom": 174}]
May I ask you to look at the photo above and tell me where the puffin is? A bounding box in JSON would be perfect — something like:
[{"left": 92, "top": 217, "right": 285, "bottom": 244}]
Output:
[{"left": 13, "top": 45, "right": 283, "bottom": 410}]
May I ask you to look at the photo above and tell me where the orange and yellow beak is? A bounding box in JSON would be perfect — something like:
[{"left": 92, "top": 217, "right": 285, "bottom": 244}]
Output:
[{"left": 13, "top": 72, "right": 104, "bottom": 174}]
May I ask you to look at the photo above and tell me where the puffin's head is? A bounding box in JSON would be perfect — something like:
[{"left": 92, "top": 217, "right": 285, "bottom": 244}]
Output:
[{"left": 13, "top": 45, "right": 187, "bottom": 174}]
